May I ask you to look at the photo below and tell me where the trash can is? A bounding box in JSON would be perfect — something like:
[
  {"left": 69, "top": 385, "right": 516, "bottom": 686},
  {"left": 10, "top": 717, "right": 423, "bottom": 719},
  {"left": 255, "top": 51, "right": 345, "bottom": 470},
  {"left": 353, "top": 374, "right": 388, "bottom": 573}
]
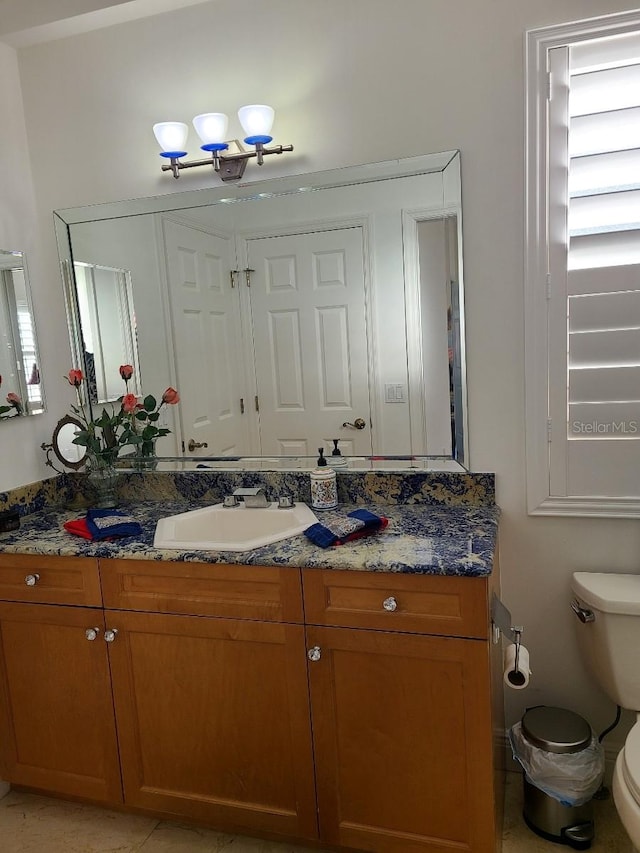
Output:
[{"left": 509, "top": 706, "right": 605, "bottom": 850}]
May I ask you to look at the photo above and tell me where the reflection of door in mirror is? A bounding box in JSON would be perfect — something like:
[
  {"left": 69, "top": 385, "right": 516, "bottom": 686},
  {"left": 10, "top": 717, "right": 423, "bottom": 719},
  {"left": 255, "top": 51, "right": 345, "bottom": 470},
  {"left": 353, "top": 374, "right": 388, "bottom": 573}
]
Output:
[
  {"left": 73, "top": 263, "right": 141, "bottom": 404},
  {"left": 0, "top": 251, "right": 44, "bottom": 417},
  {"left": 244, "top": 227, "right": 372, "bottom": 457},
  {"left": 163, "top": 218, "right": 248, "bottom": 457}
]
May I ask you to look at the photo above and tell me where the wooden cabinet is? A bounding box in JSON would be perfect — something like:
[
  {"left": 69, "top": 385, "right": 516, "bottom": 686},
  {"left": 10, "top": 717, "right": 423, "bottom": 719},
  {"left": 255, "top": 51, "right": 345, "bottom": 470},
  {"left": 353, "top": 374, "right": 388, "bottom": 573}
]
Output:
[
  {"left": 304, "top": 569, "right": 500, "bottom": 853},
  {"left": 107, "top": 608, "right": 318, "bottom": 839},
  {"left": 0, "top": 555, "right": 121, "bottom": 804},
  {"left": 0, "top": 552, "right": 502, "bottom": 853}
]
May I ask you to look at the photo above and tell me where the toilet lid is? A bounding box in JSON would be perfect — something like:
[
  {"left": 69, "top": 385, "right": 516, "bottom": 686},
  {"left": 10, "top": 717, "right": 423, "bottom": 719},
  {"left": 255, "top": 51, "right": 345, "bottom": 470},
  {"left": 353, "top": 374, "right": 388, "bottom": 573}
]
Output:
[{"left": 623, "top": 723, "right": 640, "bottom": 805}]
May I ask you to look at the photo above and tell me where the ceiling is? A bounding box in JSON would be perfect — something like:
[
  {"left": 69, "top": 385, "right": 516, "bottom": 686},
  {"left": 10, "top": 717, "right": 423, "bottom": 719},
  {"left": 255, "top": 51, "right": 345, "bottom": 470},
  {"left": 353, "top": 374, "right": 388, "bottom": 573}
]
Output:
[{"left": 0, "top": 0, "right": 213, "bottom": 47}]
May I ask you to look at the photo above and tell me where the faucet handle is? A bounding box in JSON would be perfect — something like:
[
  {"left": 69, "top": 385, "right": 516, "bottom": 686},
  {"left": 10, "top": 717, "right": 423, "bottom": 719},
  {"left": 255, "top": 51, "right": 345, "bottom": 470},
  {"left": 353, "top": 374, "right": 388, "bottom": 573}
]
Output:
[{"left": 277, "top": 494, "right": 295, "bottom": 509}]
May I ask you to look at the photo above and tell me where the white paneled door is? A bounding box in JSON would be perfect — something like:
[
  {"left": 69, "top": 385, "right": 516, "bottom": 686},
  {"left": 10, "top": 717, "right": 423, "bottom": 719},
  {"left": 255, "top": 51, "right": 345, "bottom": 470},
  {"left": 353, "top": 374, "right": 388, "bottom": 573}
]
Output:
[
  {"left": 163, "top": 218, "right": 249, "bottom": 458},
  {"left": 244, "top": 227, "right": 372, "bottom": 457}
]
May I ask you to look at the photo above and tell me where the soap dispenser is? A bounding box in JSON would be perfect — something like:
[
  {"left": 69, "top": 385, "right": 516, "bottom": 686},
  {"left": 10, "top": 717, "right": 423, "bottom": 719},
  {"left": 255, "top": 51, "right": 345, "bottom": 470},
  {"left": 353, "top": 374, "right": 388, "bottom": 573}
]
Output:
[
  {"left": 327, "top": 439, "right": 348, "bottom": 469},
  {"left": 310, "top": 447, "right": 338, "bottom": 510}
]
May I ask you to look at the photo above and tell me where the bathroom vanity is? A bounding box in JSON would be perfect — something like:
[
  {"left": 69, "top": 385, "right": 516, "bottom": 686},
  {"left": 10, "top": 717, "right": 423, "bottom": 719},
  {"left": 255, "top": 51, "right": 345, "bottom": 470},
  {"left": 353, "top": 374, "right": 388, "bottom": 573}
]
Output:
[{"left": 0, "top": 491, "right": 503, "bottom": 853}]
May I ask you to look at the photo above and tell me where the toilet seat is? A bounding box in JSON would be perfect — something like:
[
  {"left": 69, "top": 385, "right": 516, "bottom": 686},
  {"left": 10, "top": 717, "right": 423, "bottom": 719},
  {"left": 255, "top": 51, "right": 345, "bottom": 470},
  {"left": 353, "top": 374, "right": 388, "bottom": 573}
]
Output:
[{"left": 622, "top": 723, "right": 640, "bottom": 806}]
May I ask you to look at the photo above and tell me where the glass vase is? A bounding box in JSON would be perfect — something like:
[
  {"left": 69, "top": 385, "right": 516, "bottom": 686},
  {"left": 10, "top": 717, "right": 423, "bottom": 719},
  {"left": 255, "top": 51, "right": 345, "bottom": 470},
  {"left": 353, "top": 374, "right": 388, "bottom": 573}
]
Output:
[
  {"left": 86, "top": 459, "right": 120, "bottom": 508},
  {"left": 133, "top": 438, "right": 158, "bottom": 471}
]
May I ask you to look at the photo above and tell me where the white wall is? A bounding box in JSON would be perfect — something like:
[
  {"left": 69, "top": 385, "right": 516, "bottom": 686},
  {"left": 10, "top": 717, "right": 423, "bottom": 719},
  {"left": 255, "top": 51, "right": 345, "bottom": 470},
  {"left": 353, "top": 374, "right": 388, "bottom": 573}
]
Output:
[
  {"left": 0, "top": 41, "right": 60, "bottom": 489},
  {"left": 5, "top": 0, "right": 640, "bottom": 745}
]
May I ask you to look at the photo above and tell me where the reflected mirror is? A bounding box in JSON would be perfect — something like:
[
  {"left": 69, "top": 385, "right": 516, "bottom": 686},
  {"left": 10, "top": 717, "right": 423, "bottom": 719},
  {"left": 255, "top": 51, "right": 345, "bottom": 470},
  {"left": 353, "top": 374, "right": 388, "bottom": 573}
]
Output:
[
  {"left": 54, "top": 151, "right": 467, "bottom": 469},
  {"left": 0, "top": 250, "right": 44, "bottom": 419},
  {"left": 42, "top": 415, "right": 87, "bottom": 470}
]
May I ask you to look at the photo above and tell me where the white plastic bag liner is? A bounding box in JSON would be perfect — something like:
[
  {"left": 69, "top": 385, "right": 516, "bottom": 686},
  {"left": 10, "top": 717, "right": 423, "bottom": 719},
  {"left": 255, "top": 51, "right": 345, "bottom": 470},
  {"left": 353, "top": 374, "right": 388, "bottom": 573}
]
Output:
[{"left": 508, "top": 721, "right": 604, "bottom": 807}]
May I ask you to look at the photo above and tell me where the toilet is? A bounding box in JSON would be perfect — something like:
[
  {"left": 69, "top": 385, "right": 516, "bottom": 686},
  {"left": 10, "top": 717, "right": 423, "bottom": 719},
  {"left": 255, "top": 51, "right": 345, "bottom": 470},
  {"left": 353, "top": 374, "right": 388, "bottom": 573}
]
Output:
[{"left": 571, "top": 572, "right": 640, "bottom": 851}]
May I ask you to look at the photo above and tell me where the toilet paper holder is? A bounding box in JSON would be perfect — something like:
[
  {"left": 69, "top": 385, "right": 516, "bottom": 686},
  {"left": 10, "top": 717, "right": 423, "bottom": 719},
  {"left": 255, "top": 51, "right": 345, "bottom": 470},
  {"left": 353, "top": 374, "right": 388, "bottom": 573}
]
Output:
[{"left": 491, "top": 594, "right": 524, "bottom": 672}]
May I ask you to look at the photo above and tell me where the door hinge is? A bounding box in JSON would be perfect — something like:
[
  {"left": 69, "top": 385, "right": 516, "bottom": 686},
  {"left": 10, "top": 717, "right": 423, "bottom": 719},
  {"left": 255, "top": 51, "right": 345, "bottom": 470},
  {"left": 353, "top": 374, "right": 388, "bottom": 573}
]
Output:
[
  {"left": 255, "top": 395, "right": 259, "bottom": 413},
  {"left": 547, "top": 418, "right": 552, "bottom": 443},
  {"left": 244, "top": 268, "right": 255, "bottom": 287},
  {"left": 547, "top": 71, "right": 553, "bottom": 101},
  {"left": 181, "top": 439, "right": 185, "bottom": 452},
  {"left": 230, "top": 270, "right": 239, "bottom": 289},
  {"left": 546, "top": 274, "right": 551, "bottom": 300},
  {"left": 240, "top": 397, "right": 245, "bottom": 414}
]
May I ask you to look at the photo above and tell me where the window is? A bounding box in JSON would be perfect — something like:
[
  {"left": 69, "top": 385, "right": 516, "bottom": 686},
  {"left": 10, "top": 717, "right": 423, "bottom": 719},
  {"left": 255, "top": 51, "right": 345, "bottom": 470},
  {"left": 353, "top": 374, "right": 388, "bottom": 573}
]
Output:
[{"left": 526, "top": 11, "right": 640, "bottom": 517}]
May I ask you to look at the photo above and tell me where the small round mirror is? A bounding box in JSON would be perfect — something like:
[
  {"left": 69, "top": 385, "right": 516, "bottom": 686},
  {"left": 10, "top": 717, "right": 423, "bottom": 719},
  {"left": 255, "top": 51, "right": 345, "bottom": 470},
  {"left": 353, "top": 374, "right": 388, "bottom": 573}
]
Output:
[{"left": 51, "top": 415, "right": 87, "bottom": 470}]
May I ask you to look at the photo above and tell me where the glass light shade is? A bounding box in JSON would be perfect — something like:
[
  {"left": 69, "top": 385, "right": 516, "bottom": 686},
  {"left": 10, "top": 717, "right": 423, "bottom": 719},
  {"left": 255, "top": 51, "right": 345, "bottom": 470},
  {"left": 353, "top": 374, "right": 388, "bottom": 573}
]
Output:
[
  {"left": 193, "top": 113, "right": 229, "bottom": 148},
  {"left": 238, "top": 104, "right": 275, "bottom": 144},
  {"left": 153, "top": 122, "right": 188, "bottom": 155}
]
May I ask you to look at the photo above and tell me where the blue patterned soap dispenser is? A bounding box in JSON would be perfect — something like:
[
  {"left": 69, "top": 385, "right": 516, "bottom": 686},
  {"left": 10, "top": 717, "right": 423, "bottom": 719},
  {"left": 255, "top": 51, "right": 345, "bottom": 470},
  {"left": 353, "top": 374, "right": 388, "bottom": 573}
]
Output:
[{"left": 310, "top": 448, "right": 338, "bottom": 510}]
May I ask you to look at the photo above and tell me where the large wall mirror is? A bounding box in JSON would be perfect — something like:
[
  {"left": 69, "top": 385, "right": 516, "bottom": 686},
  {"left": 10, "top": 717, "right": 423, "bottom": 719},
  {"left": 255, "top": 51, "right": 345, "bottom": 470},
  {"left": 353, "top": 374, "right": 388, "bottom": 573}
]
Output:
[
  {"left": 54, "top": 151, "right": 468, "bottom": 470},
  {"left": 0, "top": 250, "right": 44, "bottom": 420}
]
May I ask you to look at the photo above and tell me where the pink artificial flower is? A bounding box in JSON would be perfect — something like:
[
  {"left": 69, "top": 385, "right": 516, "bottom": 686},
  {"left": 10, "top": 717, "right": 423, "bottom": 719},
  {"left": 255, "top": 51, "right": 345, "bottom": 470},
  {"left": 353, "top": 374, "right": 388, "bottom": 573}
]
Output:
[
  {"left": 162, "top": 387, "right": 180, "bottom": 405},
  {"left": 6, "top": 393, "right": 20, "bottom": 404},
  {"left": 122, "top": 393, "right": 139, "bottom": 414},
  {"left": 67, "top": 369, "right": 84, "bottom": 387},
  {"left": 119, "top": 364, "right": 134, "bottom": 382}
]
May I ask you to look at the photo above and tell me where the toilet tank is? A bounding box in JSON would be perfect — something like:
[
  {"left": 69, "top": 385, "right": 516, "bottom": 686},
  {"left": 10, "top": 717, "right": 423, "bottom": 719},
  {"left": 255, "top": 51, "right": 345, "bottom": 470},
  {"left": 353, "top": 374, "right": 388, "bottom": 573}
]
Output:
[{"left": 571, "top": 572, "right": 640, "bottom": 710}]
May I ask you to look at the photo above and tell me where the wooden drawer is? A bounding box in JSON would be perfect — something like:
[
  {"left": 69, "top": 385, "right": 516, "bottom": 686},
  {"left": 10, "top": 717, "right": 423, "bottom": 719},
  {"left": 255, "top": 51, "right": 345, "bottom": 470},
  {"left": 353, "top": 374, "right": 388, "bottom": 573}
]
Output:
[
  {"left": 0, "top": 554, "right": 102, "bottom": 607},
  {"left": 302, "top": 569, "right": 489, "bottom": 639},
  {"left": 99, "top": 559, "right": 304, "bottom": 623}
]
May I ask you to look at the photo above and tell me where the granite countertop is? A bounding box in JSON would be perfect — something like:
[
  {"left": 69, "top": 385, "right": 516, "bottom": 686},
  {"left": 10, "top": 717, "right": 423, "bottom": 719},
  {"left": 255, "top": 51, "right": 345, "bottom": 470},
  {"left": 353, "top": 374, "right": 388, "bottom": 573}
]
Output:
[{"left": 0, "top": 501, "right": 500, "bottom": 576}]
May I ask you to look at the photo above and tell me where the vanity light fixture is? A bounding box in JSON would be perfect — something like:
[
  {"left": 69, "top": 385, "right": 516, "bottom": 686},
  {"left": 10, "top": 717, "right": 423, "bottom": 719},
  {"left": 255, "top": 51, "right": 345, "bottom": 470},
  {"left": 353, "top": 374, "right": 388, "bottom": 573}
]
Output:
[{"left": 153, "top": 105, "right": 293, "bottom": 182}]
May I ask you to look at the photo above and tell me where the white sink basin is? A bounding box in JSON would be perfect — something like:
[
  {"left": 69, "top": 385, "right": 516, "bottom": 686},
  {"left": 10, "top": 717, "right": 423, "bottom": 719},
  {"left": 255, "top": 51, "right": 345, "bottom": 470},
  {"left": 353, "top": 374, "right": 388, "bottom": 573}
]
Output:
[{"left": 154, "top": 501, "right": 319, "bottom": 552}]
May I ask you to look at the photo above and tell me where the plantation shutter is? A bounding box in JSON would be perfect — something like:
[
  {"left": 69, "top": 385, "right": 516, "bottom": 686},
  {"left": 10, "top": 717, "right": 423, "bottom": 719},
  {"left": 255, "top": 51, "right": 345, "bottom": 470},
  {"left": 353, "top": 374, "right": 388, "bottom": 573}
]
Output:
[{"left": 549, "top": 32, "right": 640, "bottom": 499}]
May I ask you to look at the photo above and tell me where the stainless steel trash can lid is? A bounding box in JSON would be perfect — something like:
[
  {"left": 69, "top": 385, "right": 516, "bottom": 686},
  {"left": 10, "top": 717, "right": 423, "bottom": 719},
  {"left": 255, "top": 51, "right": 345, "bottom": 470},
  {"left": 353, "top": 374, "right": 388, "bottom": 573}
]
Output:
[{"left": 522, "top": 706, "right": 592, "bottom": 754}]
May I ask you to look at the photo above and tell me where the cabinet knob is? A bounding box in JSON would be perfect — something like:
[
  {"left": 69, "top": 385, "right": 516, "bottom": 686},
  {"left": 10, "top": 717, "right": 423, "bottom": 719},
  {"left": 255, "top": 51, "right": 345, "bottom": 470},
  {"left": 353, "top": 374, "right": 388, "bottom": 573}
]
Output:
[
  {"left": 24, "top": 573, "right": 40, "bottom": 587},
  {"left": 104, "top": 629, "right": 118, "bottom": 643},
  {"left": 382, "top": 596, "right": 398, "bottom": 612},
  {"left": 85, "top": 627, "right": 100, "bottom": 641},
  {"left": 307, "top": 645, "right": 322, "bottom": 662}
]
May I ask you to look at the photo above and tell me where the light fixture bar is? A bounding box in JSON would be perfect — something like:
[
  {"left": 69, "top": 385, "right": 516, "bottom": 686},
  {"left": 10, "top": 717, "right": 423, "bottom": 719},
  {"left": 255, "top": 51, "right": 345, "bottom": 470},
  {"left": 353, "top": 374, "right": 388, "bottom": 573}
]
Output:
[{"left": 160, "top": 142, "right": 294, "bottom": 181}]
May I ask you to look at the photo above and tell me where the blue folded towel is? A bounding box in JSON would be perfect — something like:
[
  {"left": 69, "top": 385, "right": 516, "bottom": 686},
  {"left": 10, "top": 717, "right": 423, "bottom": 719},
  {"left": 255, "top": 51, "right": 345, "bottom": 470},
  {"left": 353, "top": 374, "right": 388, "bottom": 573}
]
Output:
[
  {"left": 85, "top": 508, "right": 143, "bottom": 541},
  {"left": 304, "top": 509, "right": 388, "bottom": 548}
]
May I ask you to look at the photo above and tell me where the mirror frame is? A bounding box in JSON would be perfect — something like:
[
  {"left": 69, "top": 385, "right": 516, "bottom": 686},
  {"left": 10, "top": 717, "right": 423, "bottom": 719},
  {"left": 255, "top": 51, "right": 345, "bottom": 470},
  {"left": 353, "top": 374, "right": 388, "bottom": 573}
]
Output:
[
  {"left": 54, "top": 151, "right": 469, "bottom": 471},
  {"left": 51, "top": 415, "right": 87, "bottom": 470}
]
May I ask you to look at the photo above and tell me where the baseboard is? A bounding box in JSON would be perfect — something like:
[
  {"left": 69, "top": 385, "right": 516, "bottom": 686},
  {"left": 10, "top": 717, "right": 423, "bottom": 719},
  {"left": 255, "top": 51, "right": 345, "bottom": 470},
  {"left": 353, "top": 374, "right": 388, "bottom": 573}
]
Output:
[{"left": 0, "top": 781, "right": 10, "bottom": 799}]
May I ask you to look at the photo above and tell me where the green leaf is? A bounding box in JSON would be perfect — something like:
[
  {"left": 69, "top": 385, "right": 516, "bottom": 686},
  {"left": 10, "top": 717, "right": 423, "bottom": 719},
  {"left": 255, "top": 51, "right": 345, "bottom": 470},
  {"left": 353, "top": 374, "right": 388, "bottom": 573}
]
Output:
[{"left": 143, "top": 395, "right": 157, "bottom": 412}]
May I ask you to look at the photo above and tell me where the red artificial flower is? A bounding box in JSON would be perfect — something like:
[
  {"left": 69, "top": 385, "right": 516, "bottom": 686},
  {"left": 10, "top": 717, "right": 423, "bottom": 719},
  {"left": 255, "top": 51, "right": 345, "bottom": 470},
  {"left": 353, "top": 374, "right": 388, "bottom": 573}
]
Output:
[
  {"left": 162, "top": 387, "right": 180, "bottom": 405},
  {"left": 6, "top": 393, "right": 20, "bottom": 404},
  {"left": 122, "top": 393, "right": 139, "bottom": 414},
  {"left": 67, "top": 369, "right": 84, "bottom": 387},
  {"left": 119, "top": 364, "right": 134, "bottom": 382}
]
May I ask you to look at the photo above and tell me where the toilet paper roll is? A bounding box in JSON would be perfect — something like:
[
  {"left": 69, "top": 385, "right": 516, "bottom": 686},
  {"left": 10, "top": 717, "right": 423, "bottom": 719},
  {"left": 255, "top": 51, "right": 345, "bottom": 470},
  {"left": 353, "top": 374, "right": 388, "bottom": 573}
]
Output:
[{"left": 504, "top": 642, "right": 531, "bottom": 689}]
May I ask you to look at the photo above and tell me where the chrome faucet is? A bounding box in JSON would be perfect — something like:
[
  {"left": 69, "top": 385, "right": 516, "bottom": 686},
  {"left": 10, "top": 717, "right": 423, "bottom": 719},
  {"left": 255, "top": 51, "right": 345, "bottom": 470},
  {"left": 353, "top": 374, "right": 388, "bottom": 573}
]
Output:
[{"left": 232, "top": 487, "right": 269, "bottom": 508}]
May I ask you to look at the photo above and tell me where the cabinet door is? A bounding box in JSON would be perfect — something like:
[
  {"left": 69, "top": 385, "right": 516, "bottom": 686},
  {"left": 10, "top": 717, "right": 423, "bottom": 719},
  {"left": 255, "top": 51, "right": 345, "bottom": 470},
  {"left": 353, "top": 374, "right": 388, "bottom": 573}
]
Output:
[
  {"left": 107, "top": 610, "right": 318, "bottom": 840},
  {"left": 0, "top": 602, "right": 122, "bottom": 803},
  {"left": 307, "top": 626, "right": 497, "bottom": 853}
]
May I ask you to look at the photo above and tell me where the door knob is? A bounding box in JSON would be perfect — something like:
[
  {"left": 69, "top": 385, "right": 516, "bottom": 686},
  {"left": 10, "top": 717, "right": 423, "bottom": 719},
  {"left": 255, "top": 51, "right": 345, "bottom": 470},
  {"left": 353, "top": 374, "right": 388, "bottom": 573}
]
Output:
[
  {"left": 342, "top": 418, "right": 366, "bottom": 430},
  {"left": 188, "top": 439, "right": 209, "bottom": 451},
  {"left": 85, "top": 627, "right": 100, "bottom": 641},
  {"left": 104, "top": 629, "right": 118, "bottom": 643},
  {"left": 382, "top": 596, "right": 398, "bottom": 612},
  {"left": 307, "top": 646, "right": 322, "bottom": 662},
  {"left": 24, "top": 574, "right": 40, "bottom": 586}
]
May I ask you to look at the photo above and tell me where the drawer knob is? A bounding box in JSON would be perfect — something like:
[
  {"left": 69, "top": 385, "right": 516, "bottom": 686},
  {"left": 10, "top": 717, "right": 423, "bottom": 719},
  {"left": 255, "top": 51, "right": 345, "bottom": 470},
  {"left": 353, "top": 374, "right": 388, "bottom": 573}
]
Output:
[
  {"left": 85, "top": 627, "right": 100, "bottom": 641},
  {"left": 24, "top": 574, "right": 40, "bottom": 587},
  {"left": 104, "top": 629, "right": 118, "bottom": 643},
  {"left": 307, "top": 645, "right": 322, "bottom": 662},
  {"left": 382, "top": 596, "right": 398, "bottom": 612}
]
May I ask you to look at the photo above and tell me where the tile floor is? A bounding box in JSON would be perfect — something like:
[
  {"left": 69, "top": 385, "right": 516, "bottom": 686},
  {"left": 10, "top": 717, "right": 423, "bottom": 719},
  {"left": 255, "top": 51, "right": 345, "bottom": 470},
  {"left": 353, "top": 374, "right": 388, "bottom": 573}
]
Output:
[{"left": 0, "top": 772, "right": 633, "bottom": 852}]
